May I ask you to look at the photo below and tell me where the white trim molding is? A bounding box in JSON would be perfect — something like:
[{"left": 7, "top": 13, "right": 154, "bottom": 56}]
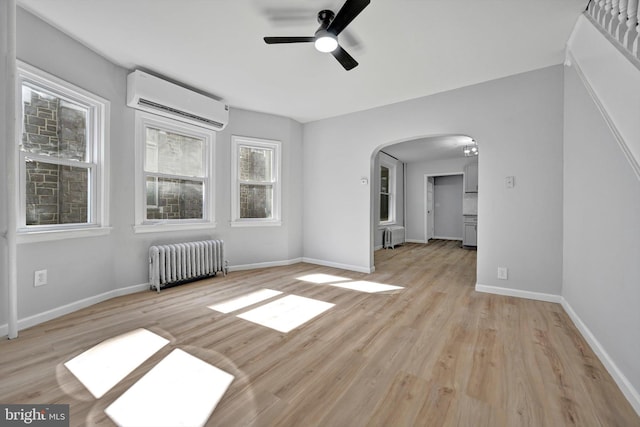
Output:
[
  {"left": 475, "top": 283, "right": 562, "bottom": 303},
  {"left": 0, "top": 282, "right": 149, "bottom": 338},
  {"left": 406, "top": 238, "right": 427, "bottom": 244},
  {"left": 566, "top": 15, "right": 640, "bottom": 181},
  {"left": 16, "top": 226, "right": 111, "bottom": 243},
  {"left": 230, "top": 135, "right": 282, "bottom": 226},
  {"left": 228, "top": 258, "right": 302, "bottom": 272},
  {"left": 476, "top": 282, "right": 640, "bottom": 416},
  {"left": 302, "top": 257, "right": 374, "bottom": 274},
  {"left": 561, "top": 298, "right": 640, "bottom": 417},
  {"left": 16, "top": 61, "right": 111, "bottom": 238},
  {"left": 134, "top": 111, "right": 216, "bottom": 231}
]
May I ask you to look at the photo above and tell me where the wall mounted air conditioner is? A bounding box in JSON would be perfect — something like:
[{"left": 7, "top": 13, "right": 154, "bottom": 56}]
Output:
[{"left": 126, "top": 70, "right": 229, "bottom": 131}]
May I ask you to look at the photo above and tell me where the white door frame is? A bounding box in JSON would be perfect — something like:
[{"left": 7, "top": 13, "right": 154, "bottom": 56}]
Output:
[
  {"left": 426, "top": 178, "right": 434, "bottom": 242},
  {"left": 423, "top": 172, "right": 464, "bottom": 243}
]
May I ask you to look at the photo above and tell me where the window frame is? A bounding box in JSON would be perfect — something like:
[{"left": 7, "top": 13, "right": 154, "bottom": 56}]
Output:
[
  {"left": 133, "top": 111, "right": 216, "bottom": 233},
  {"left": 379, "top": 160, "right": 396, "bottom": 226},
  {"left": 230, "top": 135, "right": 282, "bottom": 227},
  {"left": 16, "top": 61, "right": 110, "bottom": 243}
]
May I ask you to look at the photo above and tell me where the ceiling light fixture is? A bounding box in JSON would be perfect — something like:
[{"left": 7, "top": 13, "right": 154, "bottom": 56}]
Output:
[
  {"left": 463, "top": 139, "right": 479, "bottom": 157},
  {"left": 314, "top": 30, "right": 338, "bottom": 52}
]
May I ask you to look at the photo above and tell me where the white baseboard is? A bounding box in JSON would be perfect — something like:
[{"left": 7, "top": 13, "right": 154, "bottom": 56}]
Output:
[
  {"left": 302, "top": 257, "right": 374, "bottom": 274},
  {"left": 374, "top": 245, "right": 383, "bottom": 251},
  {"left": 561, "top": 298, "right": 640, "bottom": 416},
  {"left": 476, "top": 282, "right": 640, "bottom": 416},
  {"left": 406, "top": 239, "right": 426, "bottom": 244},
  {"left": 228, "top": 258, "right": 303, "bottom": 272},
  {"left": 433, "top": 236, "right": 463, "bottom": 241},
  {"left": 0, "top": 282, "right": 149, "bottom": 338},
  {"left": 475, "top": 283, "right": 562, "bottom": 303}
]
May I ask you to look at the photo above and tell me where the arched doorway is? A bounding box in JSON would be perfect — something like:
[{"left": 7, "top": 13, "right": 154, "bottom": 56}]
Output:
[{"left": 370, "top": 134, "right": 479, "bottom": 270}]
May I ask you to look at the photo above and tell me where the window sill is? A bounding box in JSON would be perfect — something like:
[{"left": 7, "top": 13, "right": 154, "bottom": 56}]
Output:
[
  {"left": 230, "top": 220, "right": 282, "bottom": 228},
  {"left": 378, "top": 222, "right": 396, "bottom": 229},
  {"left": 134, "top": 221, "right": 217, "bottom": 234},
  {"left": 17, "top": 226, "right": 112, "bottom": 244}
]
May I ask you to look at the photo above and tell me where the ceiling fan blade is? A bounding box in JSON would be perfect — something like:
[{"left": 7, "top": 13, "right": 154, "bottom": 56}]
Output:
[
  {"left": 327, "top": 0, "right": 370, "bottom": 36},
  {"left": 264, "top": 36, "right": 315, "bottom": 44},
  {"left": 331, "top": 45, "right": 358, "bottom": 70},
  {"left": 262, "top": 8, "right": 317, "bottom": 27}
]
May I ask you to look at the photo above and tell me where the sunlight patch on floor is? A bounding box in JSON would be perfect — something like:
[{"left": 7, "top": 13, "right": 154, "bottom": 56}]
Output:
[
  {"left": 327, "top": 280, "right": 404, "bottom": 293},
  {"left": 208, "top": 289, "right": 282, "bottom": 313},
  {"left": 296, "top": 273, "right": 352, "bottom": 284},
  {"left": 105, "top": 349, "right": 234, "bottom": 427},
  {"left": 237, "top": 295, "right": 335, "bottom": 333},
  {"left": 64, "top": 328, "right": 169, "bottom": 399}
]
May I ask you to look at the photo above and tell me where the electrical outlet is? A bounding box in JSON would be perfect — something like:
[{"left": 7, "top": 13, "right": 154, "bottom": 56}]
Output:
[
  {"left": 497, "top": 267, "right": 508, "bottom": 280},
  {"left": 505, "top": 176, "right": 515, "bottom": 188},
  {"left": 34, "top": 269, "right": 47, "bottom": 287}
]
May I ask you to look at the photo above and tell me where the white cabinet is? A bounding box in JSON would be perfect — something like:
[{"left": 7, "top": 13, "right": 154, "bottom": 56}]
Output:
[
  {"left": 464, "top": 162, "right": 478, "bottom": 193},
  {"left": 463, "top": 216, "right": 477, "bottom": 247},
  {"left": 464, "top": 223, "right": 477, "bottom": 246}
]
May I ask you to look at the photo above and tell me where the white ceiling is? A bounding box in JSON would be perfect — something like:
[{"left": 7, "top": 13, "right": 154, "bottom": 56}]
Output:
[
  {"left": 18, "top": 0, "right": 586, "bottom": 125},
  {"left": 382, "top": 135, "right": 476, "bottom": 163}
]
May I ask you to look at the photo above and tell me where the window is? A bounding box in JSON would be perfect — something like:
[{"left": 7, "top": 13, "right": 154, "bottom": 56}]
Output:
[
  {"left": 17, "top": 62, "right": 110, "bottom": 241},
  {"left": 380, "top": 161, "right": 395, "bottom": 224},
  {"left": 134, "top": 112, "right": 215, "bottom": 232},
  {"left": 231, "top": 136, "right": 281, "bottom": 226}
]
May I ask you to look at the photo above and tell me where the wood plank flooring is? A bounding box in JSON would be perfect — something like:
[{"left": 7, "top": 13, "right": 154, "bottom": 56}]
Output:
[{"left": 1, "top": 240, "right": 638, "bottom": 426}]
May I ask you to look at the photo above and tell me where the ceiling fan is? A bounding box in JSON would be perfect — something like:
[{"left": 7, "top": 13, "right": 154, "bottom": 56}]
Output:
[{"left": 263, "top": 0, "right": 370, "bottom": 71}]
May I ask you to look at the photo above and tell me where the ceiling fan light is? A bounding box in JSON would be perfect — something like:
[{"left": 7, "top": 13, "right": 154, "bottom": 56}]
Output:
[{"left": 314, "top": 31, "right": 338, "bottom": 52}]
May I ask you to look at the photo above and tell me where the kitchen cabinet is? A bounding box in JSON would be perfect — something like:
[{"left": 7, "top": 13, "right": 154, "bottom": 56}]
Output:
[
  {"left": 463, "top": 216, "right": 477, "bottom": 247},
  {"left": 464, "top": 162, "right": 478, "bottom": 193}
]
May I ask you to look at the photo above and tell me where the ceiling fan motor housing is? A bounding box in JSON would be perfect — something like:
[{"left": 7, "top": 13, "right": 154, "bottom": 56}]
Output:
[{"left": 317, "top": 10, "right": 335, "bottom": 29}]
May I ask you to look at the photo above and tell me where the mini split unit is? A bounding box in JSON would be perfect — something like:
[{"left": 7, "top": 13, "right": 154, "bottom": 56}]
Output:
[{"left": 126, "top": 70, "right": 229, "bottom": 131}]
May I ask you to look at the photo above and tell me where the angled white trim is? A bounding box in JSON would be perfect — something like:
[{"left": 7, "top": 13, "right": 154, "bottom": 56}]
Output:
[
  {"left": 561, "top": 298, "right": 640, "bottom": 417},
  {"left": 566, "top": 52, "right": 640, "bottom": 181},
  {"left": 0, "top": 283, "right": 149, "bottom": 338},
  {"left": 475, "top": 283, "right": 562, "bottom": 303},
  {"left": 302, "top": 257, "right": 374, "bottom": 274},
  {"left": 565, "top": 15, "right": 640, "bottom": 181}
]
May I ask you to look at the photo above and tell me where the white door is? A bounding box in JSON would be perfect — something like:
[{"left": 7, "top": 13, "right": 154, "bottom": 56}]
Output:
[{"left": 427, "top": 179, "right": 434, "bottom": 241}]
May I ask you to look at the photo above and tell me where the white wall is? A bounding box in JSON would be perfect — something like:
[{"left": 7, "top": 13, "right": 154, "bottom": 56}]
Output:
[
  {"left": 405, "top": 157, "right": 470, "bottom": 242},
  {"left": 567, "top": 15, "right": 640, "bottom": 178},
  {"left": 6, "top": 8, "right": 303, "bottom": 330},
  {"left": 433, "top": 175, "right": 463, "bottom": 240},
  {"left": 304, "top": 65, "right": 564, "bottom": 295},
  {"left": 373, "top": 151, "right": 404, "bottom": 249},
  {"left": 563, "top": 57, "right": 640, "bottom": 411}
]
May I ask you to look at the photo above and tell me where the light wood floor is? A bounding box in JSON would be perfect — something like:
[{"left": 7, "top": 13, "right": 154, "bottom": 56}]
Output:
[{"left": 1, "top": 240, "right": 638, "bottom": 426}]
